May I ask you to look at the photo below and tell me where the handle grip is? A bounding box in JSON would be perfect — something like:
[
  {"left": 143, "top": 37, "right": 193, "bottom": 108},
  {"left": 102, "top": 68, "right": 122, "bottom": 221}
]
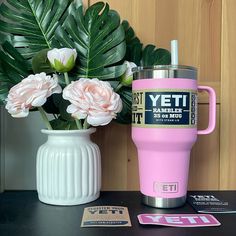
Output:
[{"left": 197, "top": 86, "right": 216, "bottom": 135}]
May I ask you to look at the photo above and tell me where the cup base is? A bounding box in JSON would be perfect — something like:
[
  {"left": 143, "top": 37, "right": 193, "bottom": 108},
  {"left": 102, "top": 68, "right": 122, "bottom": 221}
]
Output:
[{"left": 142, "top": 194, "right": 186, "bottom": 208}]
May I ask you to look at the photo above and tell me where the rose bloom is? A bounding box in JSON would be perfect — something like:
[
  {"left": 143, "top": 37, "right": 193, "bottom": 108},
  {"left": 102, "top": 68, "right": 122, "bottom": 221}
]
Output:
[
  {"left": 6, "top": 72, "right": 62, "bottom": 118},
  {"left": 62, "top": 78, "right": 123, "bottom": 126}
]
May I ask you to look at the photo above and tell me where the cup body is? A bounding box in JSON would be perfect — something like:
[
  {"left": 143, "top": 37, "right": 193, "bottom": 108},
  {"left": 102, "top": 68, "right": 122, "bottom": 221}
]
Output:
[{"left": 132, "top": 65, "right": 198, "bottom": 208}]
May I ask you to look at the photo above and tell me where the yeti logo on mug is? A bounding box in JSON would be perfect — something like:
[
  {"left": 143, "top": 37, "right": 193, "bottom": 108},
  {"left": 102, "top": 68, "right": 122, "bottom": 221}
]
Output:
[
  {"left": 132, "top": 89, "right": 197, "bottom": 128},
  {"left": 154, "top": 182, "right": 179, "bottom": 193}
]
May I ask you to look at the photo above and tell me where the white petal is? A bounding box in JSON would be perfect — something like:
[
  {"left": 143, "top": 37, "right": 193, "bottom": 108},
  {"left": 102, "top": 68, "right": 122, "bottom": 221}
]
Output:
[
  {"left": 87, "top": 115, "right": 113, "bottom": 126},
  {"left": 52, "top": 85, "right": 62, "bottom": 94},
  {"left": 76, "top": 111, "right": 87, "bottom": 119},
  {"left": 66, "top": 104, "right": 78, "bottom": 114},
  {"left": 11, "top": 109, "right": 29, "bottom": 118},
  {"left": 31, "top": 95, "right": 47, "bottom": 107},
  {"left": 47, "top": 49, "right": 60, "bottom": 65},
  {"left": 71, "top": 111, "right": 87, "bottom": 120},
  {"left": 124, "top": 60, "right": 137, "bottom": 77},
  {"left": 59, "top": 48, "right": 77, "bottom": 65}
]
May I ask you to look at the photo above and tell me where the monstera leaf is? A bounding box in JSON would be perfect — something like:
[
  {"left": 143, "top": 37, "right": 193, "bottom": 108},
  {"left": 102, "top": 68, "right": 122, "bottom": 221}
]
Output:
[
  {"left": 0, "top": 0, "right": 79, "bottom": 60},
  {"left": 0, "top": 1, "right": 126, "bottom": 80},
  {"left": 122, "top": 20, "right": 171, "bottom": 66},
  {"left": 54, "top": 2, "right": 126, "bottom": 79},
  {"left": 0, "top": 42, "right": 32, "bottom": 104},
  {"left": 116, "top": 87, "right": 132, "bottom": 124},
  {"left": 141, "top": 45, "right": 171, "bottom": 66},
  {"left": 0, "top": 0, "right": 80, "bottom": 101},
  {"left": 122, "top": 20, "right": 143, "bottom": 66}
]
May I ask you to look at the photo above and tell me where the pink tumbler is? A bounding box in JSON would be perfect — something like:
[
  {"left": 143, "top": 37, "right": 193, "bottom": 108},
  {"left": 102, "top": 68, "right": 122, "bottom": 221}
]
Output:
[{"left": 132, "top": 65, "right": 216, "bottom": 208}]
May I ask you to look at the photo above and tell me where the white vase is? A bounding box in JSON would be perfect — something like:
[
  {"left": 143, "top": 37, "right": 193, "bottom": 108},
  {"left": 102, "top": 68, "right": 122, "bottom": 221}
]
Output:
[{"left": 36, "top": 128, "right": 101, "bottom": 205}]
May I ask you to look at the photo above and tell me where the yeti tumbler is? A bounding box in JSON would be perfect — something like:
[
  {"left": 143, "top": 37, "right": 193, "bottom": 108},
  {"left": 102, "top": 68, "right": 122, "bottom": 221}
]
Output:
[{"left": 132, "top": 65, "right": 216, "bottom": 208}]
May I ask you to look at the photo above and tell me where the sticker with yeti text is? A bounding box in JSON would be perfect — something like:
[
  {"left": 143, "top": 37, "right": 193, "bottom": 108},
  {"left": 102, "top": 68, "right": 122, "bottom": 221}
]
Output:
[
  {"left": 137, "top": 213, "right": 220, "bottom": 227},
  {"left": 81, "top": 206, "right": 131, "bottom": 227}
]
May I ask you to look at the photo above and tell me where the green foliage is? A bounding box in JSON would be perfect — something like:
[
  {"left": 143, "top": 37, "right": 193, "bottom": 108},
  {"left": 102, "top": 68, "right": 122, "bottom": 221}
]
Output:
[
  {"left": 122, "top": 20, "right": 142, "bottom": 66},
  {"left": 50, "top": 118, "right": 77, "bottom": 130},
  {"left": 0, "top": 83, "right": 9, "bottom": 105},
  {"left": 32, "top": 49, "right": 54, "bottom": 74},
  {"left": 0, "top": 0, "right": 75, "bottom": 106},
  {"left": 0, "top": 42, "right": 31, "bottom": 103},
  {"left": 54, "top": 2, "right": 126, "bottom": 79},
  {"left": 122, "top": 20, "right": 171, "bottom": 66},
  {"left": 0, "top": 0, "right": 73, "bottom": 59},
  {"left": 142, "top": 45, "right": 171, "bottom": 66},
  {"left": 0, "top": 0, "right": 171, "bottom": 126},
  {"left": 116, "top": 88, "right": 132, "bottom": 124}
]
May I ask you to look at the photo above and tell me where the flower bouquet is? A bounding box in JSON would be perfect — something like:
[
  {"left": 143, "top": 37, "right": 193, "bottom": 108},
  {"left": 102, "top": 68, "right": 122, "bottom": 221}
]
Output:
[
  {"left": 5, "top": 48, "right": 123, "bottom": 130},
  {"left": 0, "top": 0, "right": 171, "bottom": 129}
]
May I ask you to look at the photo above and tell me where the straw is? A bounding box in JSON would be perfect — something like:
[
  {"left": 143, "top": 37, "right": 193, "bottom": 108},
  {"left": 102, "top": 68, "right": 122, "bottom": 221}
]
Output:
[{"left": 171, "top": 40, "right": 178, "bottom": 65}]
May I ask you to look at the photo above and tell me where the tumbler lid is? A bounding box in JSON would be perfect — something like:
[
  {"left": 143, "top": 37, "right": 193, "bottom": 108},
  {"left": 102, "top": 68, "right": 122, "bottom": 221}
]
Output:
[{"left": 132, "top": 65, "right": 197, "bottom": 80}]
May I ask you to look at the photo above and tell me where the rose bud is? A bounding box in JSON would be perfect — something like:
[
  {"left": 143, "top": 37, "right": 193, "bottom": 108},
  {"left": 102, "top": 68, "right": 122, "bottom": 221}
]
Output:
[
  {"left": 47, "top": 48, "right": 77, "bottom": 73},
  {"left": 120, "top": 61, "right": 137, "bottom": 86}
]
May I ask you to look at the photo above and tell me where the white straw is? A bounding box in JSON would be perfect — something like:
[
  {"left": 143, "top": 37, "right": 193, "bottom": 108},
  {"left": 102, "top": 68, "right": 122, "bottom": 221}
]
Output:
[{"left": 171, "top": 40, "right": 178, "bottom": 65}]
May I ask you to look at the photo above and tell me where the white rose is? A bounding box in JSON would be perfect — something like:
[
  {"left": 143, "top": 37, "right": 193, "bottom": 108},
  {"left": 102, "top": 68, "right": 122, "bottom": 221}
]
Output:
[
  {"left": 5, "top": 73, "right": 62, "bottom": 118},
  {"left": 62, "top": 78, "right": 123, "bottom": 126}
]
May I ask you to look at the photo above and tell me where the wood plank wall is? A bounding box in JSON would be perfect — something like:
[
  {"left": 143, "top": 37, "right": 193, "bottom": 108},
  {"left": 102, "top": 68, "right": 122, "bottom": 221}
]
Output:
[
  {"left": 220, "top": 0, "right": 236, "bottom": 190},
  {"left": 84, "top": 0, "right": 236, "bottom": 191}
]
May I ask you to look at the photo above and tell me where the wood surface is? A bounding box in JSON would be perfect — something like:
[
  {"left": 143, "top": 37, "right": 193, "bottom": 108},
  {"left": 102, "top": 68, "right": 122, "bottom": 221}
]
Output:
[
  {"left": 220, "top": 0, "right": 236, "bottom": 189},
  {"left": 89, "top": 0, "right": 230, "bottom": 190}
]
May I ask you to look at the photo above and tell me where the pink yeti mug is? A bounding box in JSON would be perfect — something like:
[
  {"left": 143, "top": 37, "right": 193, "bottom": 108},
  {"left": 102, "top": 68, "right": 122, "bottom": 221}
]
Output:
[{"left": 132, "top": 65, "right": 216, "bottom": 208}]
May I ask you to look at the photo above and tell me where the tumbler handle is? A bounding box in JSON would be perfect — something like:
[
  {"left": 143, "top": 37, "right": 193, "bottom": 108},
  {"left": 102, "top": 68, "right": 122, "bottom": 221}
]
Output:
[{"left": 197, "top": 86, "right": 216, "bottom": 135}]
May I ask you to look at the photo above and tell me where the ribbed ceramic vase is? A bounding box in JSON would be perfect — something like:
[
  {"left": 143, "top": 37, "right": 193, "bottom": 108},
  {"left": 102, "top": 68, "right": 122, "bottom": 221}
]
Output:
[{"left": 36, "top": 128, "right": 101, "bottom": 205}]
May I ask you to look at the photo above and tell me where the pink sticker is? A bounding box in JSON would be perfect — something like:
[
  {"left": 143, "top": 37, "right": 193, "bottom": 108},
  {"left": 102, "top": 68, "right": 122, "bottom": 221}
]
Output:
[{"left": 137, "top": 214, "right": 221, "bottom": 227}]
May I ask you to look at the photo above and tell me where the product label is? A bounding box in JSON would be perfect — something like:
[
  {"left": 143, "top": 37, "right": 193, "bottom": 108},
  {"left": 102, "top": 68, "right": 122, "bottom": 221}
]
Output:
[
  {"left": 132, "top": 89, "right": 197, "bottom": 128},
  {"left": 187, "top": 192, "right": 236, "bottom": 213}
]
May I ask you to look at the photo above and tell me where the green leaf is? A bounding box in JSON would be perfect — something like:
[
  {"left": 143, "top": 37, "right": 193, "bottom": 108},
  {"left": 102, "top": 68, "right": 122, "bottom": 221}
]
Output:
[
  {"left": 0, "top": 0, "right": 73, "bottom": 60},
  {"left": 116, "top": 87, "right": 132, "bottom": 124},
  {"left": 0, "top": 83, "right": 9, "bottom": 105},
  {"left": 153, "top": 48, "right": 171, "bottom": 65},
  {"left": 0, "top": 42, "right": 31, "bottom": 104},
  {"left": 122, "top": 20, "right": 142, "bottom": 66},
  {"left": 142, "top": 45, "right": 156, "bottom": 66},
  {"left": 0, "top": 41, "right": 30, "bottom": 79},
  {"left": 50, "top": 118, "right": 70, "bottom": 130},
  {"left": 54, "top": 2, "right": 126, "bottom": 79},
  {"left": 142, "top": 45, "right": 171, "bottom": 66},
  {"left": 32, "top": 49, "right": 54, "bottom": 73},
  {"left": 50, "top": 118, "right": 78, "bottom": 130},
  {"left": 42, "top": 95, "right": 60, "bottom": 114},
  {"left": 59, "top": 98, "right": 74, "bottom": 121},
  {"left": 122, "top": 20, "right": 171, "bottom": 67}
]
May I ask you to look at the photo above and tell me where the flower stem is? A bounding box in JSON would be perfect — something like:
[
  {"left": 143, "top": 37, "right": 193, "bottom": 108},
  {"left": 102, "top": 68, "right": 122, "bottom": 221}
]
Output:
[
  {"left": 64, "top": 72, "right": 70, "bottom": 85},
  {"left": 38, "top": 107, "right": 52, "bottom": 130},
  {"left": 83, "top": 118, "right": 90, "bottom": 129},
  {"left": 115, "top": 83, "right": 123, "bottom": 92},
  {"left": 75, "top": 119, "right": 82, "bottom": 130}
]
